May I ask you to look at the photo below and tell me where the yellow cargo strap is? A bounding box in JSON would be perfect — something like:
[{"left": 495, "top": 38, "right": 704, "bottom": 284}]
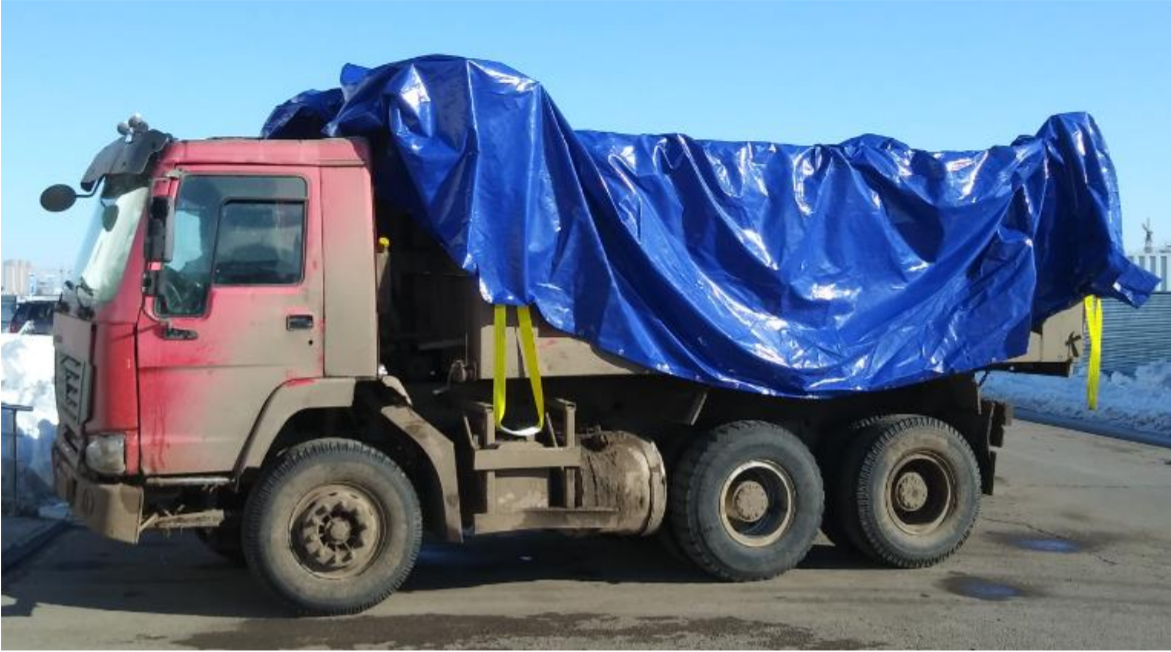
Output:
[
  {"left": 1083, "top": 296, "right": 1103, "bottom": 411},
  {"left": 493, "top": 304, "right": 546, "bottom": 437}
]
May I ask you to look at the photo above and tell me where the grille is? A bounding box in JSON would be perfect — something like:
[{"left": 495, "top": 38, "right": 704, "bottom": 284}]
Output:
[
  {"left": 55, "top": 350, "right": 91, "bottom": 429},
  {"left": 57, "top": 423, "right": 82, "bottom": 466}
]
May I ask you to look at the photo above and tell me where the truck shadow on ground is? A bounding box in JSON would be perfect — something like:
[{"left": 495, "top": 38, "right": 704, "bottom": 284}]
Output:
[
  {"left": 404, "top": 532, "right": 875, "bottom": 592},
  {"left": 2, "top": 528, "right": 874, "bottom": 619}
]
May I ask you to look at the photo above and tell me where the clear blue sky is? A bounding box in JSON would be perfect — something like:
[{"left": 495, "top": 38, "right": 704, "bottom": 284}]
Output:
[{"left": 4, "top": 1, "right": 1169, "bottom": 269}]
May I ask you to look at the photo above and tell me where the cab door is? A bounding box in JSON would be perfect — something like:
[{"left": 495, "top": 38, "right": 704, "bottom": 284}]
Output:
[{"left": 136, "top": 169, "right": 323, "bottom": 475}]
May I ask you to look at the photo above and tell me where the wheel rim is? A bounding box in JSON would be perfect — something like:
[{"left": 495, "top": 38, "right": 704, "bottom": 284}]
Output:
[
  {"left": 289, "top": 483, "right": 385, "bottom": 578},
  {"left": 885, "top": 452, "right": 955, "bottom": 536},
  {"left": 718, "top": 460, "right": 795, "bottom": 547}
]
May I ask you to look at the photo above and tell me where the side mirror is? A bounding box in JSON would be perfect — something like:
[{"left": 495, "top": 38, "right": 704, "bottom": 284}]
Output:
[
  {"left": 144, "top": 196, "right": 174, "bottom": 263},
  {"left": 40, "top": 184, "right": 78, "bottom": 212}
]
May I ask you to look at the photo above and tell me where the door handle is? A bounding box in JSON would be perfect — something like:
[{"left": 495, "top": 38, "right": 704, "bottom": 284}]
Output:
[
  {"left": 286, "top": 314, "right": 314, "bottom": 331},
  {"left": 161, "top": 322, "right": 198, "bottom": 341}
]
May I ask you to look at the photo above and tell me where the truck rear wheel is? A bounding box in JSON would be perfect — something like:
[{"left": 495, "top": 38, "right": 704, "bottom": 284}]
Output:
[
  {"left": 670, "top": 421, "right": 822, "bottom": 581},
  {"left": 242, "top": 438, "right": 422, "bottom": 616},
  {"left": 819, "top": 415, "right": 902, "bottom": 551},
  {"left": 838, "top": 416, "right": 981, "bottom": 568}
]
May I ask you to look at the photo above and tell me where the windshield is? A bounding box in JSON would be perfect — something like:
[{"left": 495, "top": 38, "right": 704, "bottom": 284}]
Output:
[{"left": 71, "top": 176, "right": 149, "bottom": 306}]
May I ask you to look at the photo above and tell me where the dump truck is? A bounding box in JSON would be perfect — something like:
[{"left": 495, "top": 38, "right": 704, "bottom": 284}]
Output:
[{"left": 43, "top": 113, "right": 1100, "bottom": 616}]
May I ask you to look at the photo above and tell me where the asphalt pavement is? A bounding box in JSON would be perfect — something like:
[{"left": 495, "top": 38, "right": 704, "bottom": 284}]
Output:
[
  {"left": 1, "top": 516, "right": 68, "bottom": 573},
  {"left": 3, "top": 420, "right": 1170, "bottom": 649}
]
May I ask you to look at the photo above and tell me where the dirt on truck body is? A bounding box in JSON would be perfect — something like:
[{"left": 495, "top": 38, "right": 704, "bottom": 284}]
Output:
[{"left": 44, "top": 117, "right": 1085, "bottom": 616}]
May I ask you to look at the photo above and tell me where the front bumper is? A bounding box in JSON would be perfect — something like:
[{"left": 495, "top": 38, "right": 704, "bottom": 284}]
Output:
[{"left": 53, "top": 439, "right": 143, "bottom": 543}]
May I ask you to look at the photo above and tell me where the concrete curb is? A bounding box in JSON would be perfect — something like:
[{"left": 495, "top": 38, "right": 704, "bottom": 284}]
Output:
[
  {"left": 2, "top": 519, "right": 72, "bottom": 574},
  {"left": 1016, "top": 408, "right": 1171, "bottom": 449}
]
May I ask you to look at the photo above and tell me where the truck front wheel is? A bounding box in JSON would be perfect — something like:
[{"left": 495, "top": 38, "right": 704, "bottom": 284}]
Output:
[
  {"left": 670, "top": 421, "right": 823, "bottom": 581},
  {"left": 838, "top": 416, "right": 981, "bottom": 568},
  {"left": 242, "top": 438, "right": 422, "bottom": 616}
]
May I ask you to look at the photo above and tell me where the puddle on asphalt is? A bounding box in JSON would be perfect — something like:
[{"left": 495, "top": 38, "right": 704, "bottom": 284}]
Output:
[
  {"left": 988, "top": 531, "right": 1082, "bottom": 554},
  {"left": 940, "top": 575, "right": 1027, "bottom": 602},
  {"left": 1010, "top": 537, "right": 1081, "bottom": 553}
]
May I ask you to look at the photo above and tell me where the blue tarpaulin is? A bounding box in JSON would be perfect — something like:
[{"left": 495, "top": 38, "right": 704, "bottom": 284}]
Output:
[{"left": 263, "top": 55, "right": 1160, "bottom": 397}]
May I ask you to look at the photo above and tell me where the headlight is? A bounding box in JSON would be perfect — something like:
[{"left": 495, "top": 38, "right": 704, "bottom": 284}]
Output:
[{"left": 85, "top": 434, "right": 126, "bottom": 476}]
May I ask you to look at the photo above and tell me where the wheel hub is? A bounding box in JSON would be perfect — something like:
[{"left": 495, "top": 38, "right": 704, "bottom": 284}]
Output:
[
  {"left": 327, "top": 519, "right": 353, "bottom": 544},
  {"left": 730, "top": 480, "right": 769, "bottom": 522},
  {"left": 292, "top": 485, "right": 382, "bottom": 577},
  {"left": 885, "top": 452, "right": 956, "bottom": 536},
  {"left": 718, "top": 460, "right": 795, "bottom": 548},
  {"left": 894, "top": 471, "right": 929, "bottom": 511}
]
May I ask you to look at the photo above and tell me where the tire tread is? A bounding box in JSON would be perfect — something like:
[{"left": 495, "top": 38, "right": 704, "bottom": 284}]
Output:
[{"left": 820, "top": 414, "right": 905, "bottom": 550}]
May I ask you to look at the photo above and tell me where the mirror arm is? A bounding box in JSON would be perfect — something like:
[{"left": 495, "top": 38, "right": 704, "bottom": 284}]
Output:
[
  {"left": 144, "top": 196, "right": 175, "bottom": 263},
  {"left": 142, "top": 268, "right": 162, "bottom": 298}
]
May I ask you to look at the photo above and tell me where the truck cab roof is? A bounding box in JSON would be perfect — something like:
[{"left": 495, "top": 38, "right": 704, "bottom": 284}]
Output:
[{"left": 162, "top": 137, "right": 371, "bottom": 169}]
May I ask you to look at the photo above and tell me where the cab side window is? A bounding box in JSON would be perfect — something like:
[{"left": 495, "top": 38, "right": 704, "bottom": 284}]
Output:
[
  {"left": 213, "top": 201, "right": 305, "bottom": 285},
  {"left": 156, "top": 176, "right": 307, "bottom": 317}
]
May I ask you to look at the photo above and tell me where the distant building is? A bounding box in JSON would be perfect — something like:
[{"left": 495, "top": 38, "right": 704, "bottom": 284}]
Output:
[
  {"left": 2, "top": 259, "right": 33, "bottom": 296},
  {"left": 1129, "top": 250, "right": 1170, "bottom": 294},
  {"left": 1, "top": 260, "right": 67, "bottom": 297}
]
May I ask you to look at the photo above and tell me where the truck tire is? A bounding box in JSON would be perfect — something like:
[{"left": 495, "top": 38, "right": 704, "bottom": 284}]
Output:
[
  {"left": 242, "top": 438, "right": 422, "bottom": 616},
  {"left": 818, "top": 415, "right": 902, "bottom": 551},
  {"left": 654, "top": 511, "right": 693, "bottom": 566},
  {"left": 670, "top": 421, "right": 822, "bottom": 581},
  {"left": 654, "top": 433, "right": 696, "bottom": 567},
  {"left": 839, "top": 416, "right": 981, "bottom": 568}
]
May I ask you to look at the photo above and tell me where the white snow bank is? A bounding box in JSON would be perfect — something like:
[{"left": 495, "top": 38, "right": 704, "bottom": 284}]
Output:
[
  {"left": 2, "top": 333, "right": 58, "bottom": 430},
  {"left": 983, "top": 359, "right": 1171, "bottom": 439},
  {"left": 2, "top": 333, "right": 59, "bottom": 508}
]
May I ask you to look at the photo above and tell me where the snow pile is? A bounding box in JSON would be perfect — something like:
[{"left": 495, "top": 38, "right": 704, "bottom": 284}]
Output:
[
  {"left": 2, "top": 333, "right": 59, "bottom": 509},
  {"left": 983, "top": 359, "right": 1171, "bottom": 439},
  {"left": 2, "top": 334, "right": 58, "bottom": 428}
]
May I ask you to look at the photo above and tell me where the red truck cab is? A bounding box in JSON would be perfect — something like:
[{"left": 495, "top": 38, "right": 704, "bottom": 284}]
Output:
[{"left": 51, "top": 124, "right": 379, "bottom": 541}]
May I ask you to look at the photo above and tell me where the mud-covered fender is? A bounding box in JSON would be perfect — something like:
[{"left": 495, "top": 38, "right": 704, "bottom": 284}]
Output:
[
  {"left": 232, "top": 378, "right": 356, "bottom": 477},
  {"left": 363, "top": 380, "right": 463, "bottom": 543}
]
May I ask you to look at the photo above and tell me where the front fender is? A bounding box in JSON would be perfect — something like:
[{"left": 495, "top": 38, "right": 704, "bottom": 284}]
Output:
[{"left": 232, "top": 377, "right": 356, "bottom": 477}]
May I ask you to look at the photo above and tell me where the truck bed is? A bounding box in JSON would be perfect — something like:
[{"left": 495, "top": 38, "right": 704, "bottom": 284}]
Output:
[
  {"left": 470, "top": 294, "right": 1083, "bottom": 381},
  {"left": 388, "top": 253, "right": 1082, "bottom": 383}
]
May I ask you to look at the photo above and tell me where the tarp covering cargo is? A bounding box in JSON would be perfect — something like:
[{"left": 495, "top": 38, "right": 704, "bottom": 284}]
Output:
[{"left": 262, "top": 55, "right": 1160, "bottom": 397}]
